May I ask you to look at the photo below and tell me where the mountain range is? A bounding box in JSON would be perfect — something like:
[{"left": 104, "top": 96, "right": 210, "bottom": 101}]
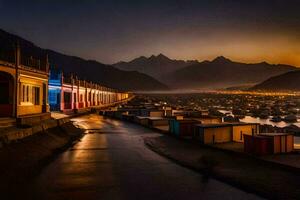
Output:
[
  {"left": 0, "top": 29, "right": 168, "bottom": 91},
  {"left": 251, "top": 70, "right": 300, "bottom": 91},
  {"left": 114, "top": 54, "right": 198, "bottom": 79},
  {"left": 115, "top": 55, "right": 298, "bottom": 90},
  {"left": 45, "top": 50, "right": 168, "bottom": 91}
]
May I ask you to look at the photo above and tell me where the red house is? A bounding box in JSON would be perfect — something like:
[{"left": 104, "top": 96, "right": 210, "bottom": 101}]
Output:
[{"left": 244, "top": 133, "right": 294, "bottom": 155}]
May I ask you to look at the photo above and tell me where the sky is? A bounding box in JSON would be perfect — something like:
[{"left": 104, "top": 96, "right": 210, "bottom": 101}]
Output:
[{"left": 0, "top": 0, "right": 300, "bottom": 66}]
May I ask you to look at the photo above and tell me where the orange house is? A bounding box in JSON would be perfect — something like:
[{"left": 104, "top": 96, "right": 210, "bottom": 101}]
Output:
[{"left": 0, "top": 42, "right": 50, "bottom": 125}]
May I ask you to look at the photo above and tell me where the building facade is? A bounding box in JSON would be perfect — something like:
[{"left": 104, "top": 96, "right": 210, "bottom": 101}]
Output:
[
  {"left": 1, "top": 41, "right": 131, "bottom": 123},
  {"left": 244, "top": 133, "right": 294, "bottom": 155},
  {"left": 194, "top": 123, "right": 260, "bottom": 144},
  {"left": 48, "top": 68, "right": 130, "bottom": 113},
  {"left": 0, "top": 42, "right": 49, "bottom": 121}
]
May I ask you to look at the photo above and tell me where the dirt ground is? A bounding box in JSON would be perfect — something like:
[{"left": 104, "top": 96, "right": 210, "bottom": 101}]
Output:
[
  {"left": 211, "top": 142, "right": 300, "bottom": 169},
  {"left": 144, "top": 135, "right": 300, "bottom": 200}
]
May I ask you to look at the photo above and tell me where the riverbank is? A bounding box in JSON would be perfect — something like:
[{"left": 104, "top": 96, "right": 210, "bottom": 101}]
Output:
[
  {"left": 0, "top": 121, "right": 84, "bottom": 199},
  {"left": 144, "top": 135, "right": 300, "bottom": 200}
]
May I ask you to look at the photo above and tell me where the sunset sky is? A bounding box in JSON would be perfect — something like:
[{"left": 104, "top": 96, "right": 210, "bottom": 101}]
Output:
[{"left": 0, "top": 0, "right": 300, "bottom": 66}]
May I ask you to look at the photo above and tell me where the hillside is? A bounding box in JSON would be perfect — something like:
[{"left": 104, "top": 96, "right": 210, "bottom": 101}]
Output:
[
  {"left": 167, "top": 56, "right": 297, "bottom": 89},
  {"left": 46, "top": 50, "right": 168, "bottom": 91},
  {"left": 0, "top": 29, "right": 168, "bottom": 91},
  {"left": 251, "top": 70, "right": 300, "bottom": 91},
  {"left": 114, "top": 54, "right": 198, "bottom": 79}
]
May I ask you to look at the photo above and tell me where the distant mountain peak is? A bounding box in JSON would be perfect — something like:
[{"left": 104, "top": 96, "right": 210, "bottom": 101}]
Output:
[
  {"left": 211, "top": 56, "right": 232, "bottom": 63},
  {"left": 157, "top": 53, "right": 169, "bottom": 59},
  {"left": 138, "top": 56, "right": 147, "bottom": 59},
  {"left": 148, "top": 53, "right": 171, "bottom": 61},
  {"left": 259, "top": 61, "right": 269, "bottom": 65},
  {"left": 114, "top": 53, "right": 197, "bottom": 79},
  {"left": 128, "top": 56, "right": 148, "bottom": 63},
  {"left": 133, "top": 55, "right": 146, "bottom": 60}
]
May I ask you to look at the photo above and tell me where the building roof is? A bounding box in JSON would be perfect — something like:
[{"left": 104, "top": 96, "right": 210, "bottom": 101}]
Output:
[
  {"left": 175, "top": 119, "right": 200, "bottom": 124},
  {"left": 186, "top": 116, "right": 221, "bottom": 121},
  {"left": 135, "top": 116, "right": 148, "bottom": 119},
  {"left": 190, "top": 116, "right": 221, "bottom": 119},
  {"left": 195, "top": 122, "right": 259, "bottom": 128},
  {"left": 136, "top": 116, "right": 167, "bottom": 120},
  {"left": 147, "top": 117, "right": 167, "bottom": 121},
  {"left": 140, "top": 108, "right": 161, "bottom": 112},
  {"left": 259, "top": 133, "right": 293, "bottom": 136}
]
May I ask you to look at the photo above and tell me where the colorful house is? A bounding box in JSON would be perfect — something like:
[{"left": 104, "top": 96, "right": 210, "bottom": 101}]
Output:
[
  {"left": 0, "top": 42, "right": 50, "bottom": 125},
  {"left": 194, "top": 123, "right": 259, "bottom": 144},
  {"left": 147, "top": 117, "right": 169, "bottom": 128},
  {"left": 194, "top": 123, "right": 232, "bottom": 144},
  {"left": 169, "top": 119, "right": 199, "bottom": 137},
  {"left": 139, "top": 109, "right": 164, "bottom": 117},
  {"left": 244, "top": 133, "right": 294, "bottom": 155},
  {"left": 1, "top": 40, "right": 131, "bottom": 127},
  {"left": 48, "top": 68, "right": 62, "bottom": 111},
  {"left": 48, "top": 68, "right": 131, "bottom": 113},
  {"left": 134, "top": 116, "right": 149, "bottom": 126}
]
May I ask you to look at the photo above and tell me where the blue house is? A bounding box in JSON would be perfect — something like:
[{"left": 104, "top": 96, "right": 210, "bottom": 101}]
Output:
[
  {"left": 48, "top": 68, "right": 62, "bottom": 111},
  {"left": 168, "top": 119, "right": 199, "bottom": 137}
]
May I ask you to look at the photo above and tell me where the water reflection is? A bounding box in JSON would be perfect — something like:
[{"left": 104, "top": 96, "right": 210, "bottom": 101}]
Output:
[
  {"left": 219, "top": 110, "right": 300, "bottom": 149},
  {"left": 240, "top": 116, "right": 300, "bottom": 128},
  {"left": 219, "top": 110, "right": 300, "bottom": 128}
]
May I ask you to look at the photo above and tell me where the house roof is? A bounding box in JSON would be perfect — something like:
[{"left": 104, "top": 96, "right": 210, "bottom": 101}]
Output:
[
  {"left": 195, "top": 122, "right": 259, "bottom": 128},
  {"left": 188, "top": 116, "right": 221, "bottom": 119},
  {"left": 174, "top": 119, "right": 200, "bottom": 124},
  {"left": 136, "top": 116, "right": 166, "bottom": 120},
  {"left": 259, "top": 133, "right": 293, "bottom": 136}
]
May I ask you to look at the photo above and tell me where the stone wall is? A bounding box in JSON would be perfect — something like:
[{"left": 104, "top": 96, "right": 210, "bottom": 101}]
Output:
[{"left": 0, "top": 116, "right": 71, "bottom": 146}]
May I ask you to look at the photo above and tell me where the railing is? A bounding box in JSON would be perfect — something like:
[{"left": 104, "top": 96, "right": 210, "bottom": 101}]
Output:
[
  {"left": 20, "top": 52, "right": 47, "bottom": 72},
  {"left": 20, "top": 44, "right": 48, "bottom": 72},
  {"left": 21, "top": 56, "right": 40, "bottom": 69},
  {"left": 0, "top": 41, "right": 48, "bottom": 72}
]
